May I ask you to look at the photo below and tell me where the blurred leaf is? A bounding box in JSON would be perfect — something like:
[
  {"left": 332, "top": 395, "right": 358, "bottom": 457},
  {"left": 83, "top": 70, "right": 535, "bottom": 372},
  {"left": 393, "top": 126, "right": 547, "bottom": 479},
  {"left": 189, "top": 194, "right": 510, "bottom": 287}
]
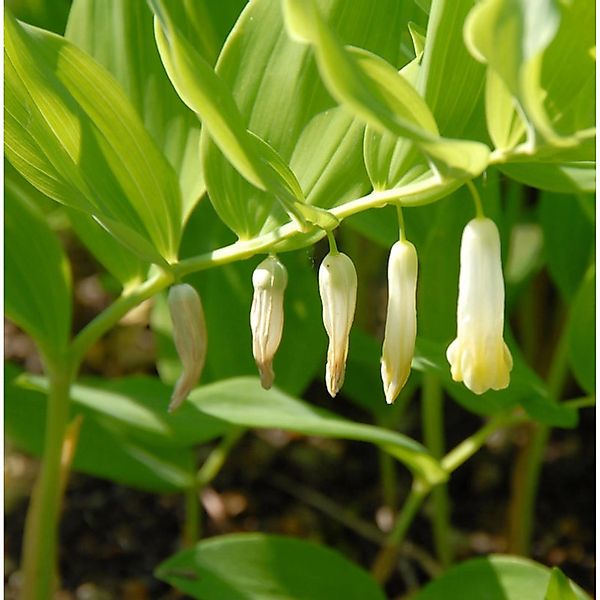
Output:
[
  {"left": 64, "top": 0, "right": 235, "bottom": 221},
  {"left": 5, "top": 364, "right": 196, "bottom": 492},
  {"left": 414, "top": 554, "right": 590, "bottom": 600},
  {"left": 545, "top": 568, "right": 580, "bottom": 600},
  {"left": 185, "top": 377, "right": 446, "bottom": 484},
  {"left": 567, "top": 269, "right": 595, "bottom": 394},
  {"left": 538, "top": 192, "right": 594, "bottom": 300},
  {"left": 5, "top": 0, "right": 71, "bottom": 34},
  {"left": 500, "top": 162, "right": 596, "bottom": 195},
  {"left": 156, "top": 533, "right": 387, "bottom": 600},
  {"left": 18, "top": 372, "right": 232, "bottom": 449},
  {"left": 4, "top": 11, "right": 181, "bottom": 263},
  {"left": 5, "top": 180, "right": 71, "bottom": 363}
]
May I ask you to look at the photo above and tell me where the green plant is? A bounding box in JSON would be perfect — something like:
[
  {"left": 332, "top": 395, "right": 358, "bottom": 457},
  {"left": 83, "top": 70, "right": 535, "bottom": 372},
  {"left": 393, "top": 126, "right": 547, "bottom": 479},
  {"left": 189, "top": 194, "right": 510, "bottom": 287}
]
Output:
[{"left": 4, "top": 0, "right": 594, "bottom": 598}]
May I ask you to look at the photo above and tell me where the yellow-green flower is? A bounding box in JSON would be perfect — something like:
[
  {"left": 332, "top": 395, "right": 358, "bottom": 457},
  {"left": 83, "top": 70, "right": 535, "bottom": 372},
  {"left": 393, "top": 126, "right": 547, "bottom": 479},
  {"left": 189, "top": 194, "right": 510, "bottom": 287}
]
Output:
[
  {"left": 447, "top": 217, "right": 513, "bottom": 394},
  {"left": 381, "top": 240, "right": 418, "bottom": 404}
]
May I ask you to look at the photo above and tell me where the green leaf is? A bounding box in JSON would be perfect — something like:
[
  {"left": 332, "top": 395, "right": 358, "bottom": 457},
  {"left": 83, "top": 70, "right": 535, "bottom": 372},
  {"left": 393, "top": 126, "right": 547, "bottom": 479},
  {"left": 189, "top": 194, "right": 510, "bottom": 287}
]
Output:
[
  {"left": 465, "top": 0, "right": 595, "bottom": 154},
  {"left": 66, "top": 208, "right": 145, "bottom": 290},
  {"left": 149, "top": 0, "right": 310, "bottom": 238},
  {"left": 538, "top": 192, "right": 594, "bottom": 300},
  {"left": 5, "top": 179, "right": 71, "bottom": 362},
  {"left": 417, "top": 0, "right": 487, "bottom": 140},
  {"left": 197, "top": 0, "right": 414, "bottom": 236},
  {"left": 499, "top": 162, "right": 596, "bottom": 195},
  {"left": 64, "top": 0, "right": 225, "bottom": 221},
  {"left": 185, "top": 377, "right": 446, "bottom": 485},
  {"left": 414, "top": 555, "right": 590, "bottom": 600},
  {"left": 4, "top": 10, "right": 181, "bottom": 263},
  {"left": 283, "top": 0, "right": 490, "bottom": 180},
  {"left": 156, "top": 533, "right": 387, "bottom": 600},
  {"left": 18, "top": 373, "right": 231, "bottom": 449},
  {"left": 567, "top": 268, "right": 595, "bottom": 394},
  {"left": 5, "top": 365, "right": 196, "bottom": 492},
  {"left": 545, "top": 568, "right": 580, "bottom": 600}
]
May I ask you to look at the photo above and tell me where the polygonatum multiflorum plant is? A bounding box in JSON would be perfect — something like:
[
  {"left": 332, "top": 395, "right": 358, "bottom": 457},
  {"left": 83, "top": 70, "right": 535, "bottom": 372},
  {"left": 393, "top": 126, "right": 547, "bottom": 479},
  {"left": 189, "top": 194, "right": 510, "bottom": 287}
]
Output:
[{"left": 4, "top": 0, "right": 595, "bottom": 598}]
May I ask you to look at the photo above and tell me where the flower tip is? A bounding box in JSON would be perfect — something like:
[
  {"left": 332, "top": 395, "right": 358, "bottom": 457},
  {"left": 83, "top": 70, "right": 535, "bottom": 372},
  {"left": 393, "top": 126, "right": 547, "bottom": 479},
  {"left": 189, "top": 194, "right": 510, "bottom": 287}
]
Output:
[{"left": 257, "top": 361, "right": 275, "bottom": 390}]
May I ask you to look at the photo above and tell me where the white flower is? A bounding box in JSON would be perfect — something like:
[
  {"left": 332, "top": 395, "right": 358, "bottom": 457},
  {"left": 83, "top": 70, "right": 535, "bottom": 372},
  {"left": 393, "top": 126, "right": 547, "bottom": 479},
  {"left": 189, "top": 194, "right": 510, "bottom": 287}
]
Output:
[
  {"left": 319, "top": 251, "right": 357, "bottom": 397},
  {"left": 446, "top": 217, "right": 513, "bottom": 394},
  {"left": 250, "top": 255, "right": 288, "bottom": 389},
  {"left": 168, "top": 284, "right": 207, "bottom": 412},
  {"left": 381, "top": 240, "right": 418, "bottom": 404}
]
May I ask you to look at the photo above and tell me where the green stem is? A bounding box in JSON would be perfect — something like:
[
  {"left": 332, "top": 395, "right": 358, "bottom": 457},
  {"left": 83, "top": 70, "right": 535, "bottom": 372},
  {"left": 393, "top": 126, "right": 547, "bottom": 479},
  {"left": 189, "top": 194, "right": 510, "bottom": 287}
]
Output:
[
  {"left": 71, "top": 270, "right": 173, "bottom": 365},
  {"left": 196, "top": 428, "right": 245, "bottom": 536},
  {"left": 183, "top": 484, "right": 200, "bottom": 547},
  {"left": 378, "top": 451, "right": 398, "bottom": 510},
  {"left": 396, "top": 204, "right": 406, "bottom": 241},
  {"left": 442, "top": 411, "right": 529, "bottom": 473},
  {"left": 465, "top": 180, "right": 484, "bottom": 218},
  {"left": 422, "top": 374, "right": 452, "bottom": 569},
  {"left": 21, "top": 362, "right": 73, "bottom": 600},
  {"left": 507, "top": 319, "right": 570, "bottom": 555},
  {"left": 326, "top": 229, "right": 339, "bottom": 254},
  {"left": 371, "top": 479, "right": 429, "bottom": 583}
]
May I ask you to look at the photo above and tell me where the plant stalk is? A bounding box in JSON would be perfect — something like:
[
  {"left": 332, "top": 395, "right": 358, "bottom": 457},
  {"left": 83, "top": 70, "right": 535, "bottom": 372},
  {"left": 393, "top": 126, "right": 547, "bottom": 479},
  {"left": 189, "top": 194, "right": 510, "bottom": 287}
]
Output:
[
  {"left": 507, "top": 318, "right": 571, "bottom": 555},
  {"left": 422, "top": 374, "right": 452, "bottom": 569},
  {"left": 20, "top": 362, "right": 73, "bottom": 600},
  {"left": 371, "top": 479, "right": 429, "bottom": 584}
]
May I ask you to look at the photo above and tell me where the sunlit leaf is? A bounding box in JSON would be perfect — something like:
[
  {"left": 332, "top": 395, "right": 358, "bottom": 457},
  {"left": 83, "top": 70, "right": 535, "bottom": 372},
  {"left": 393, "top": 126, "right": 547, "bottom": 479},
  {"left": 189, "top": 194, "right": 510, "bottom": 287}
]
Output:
[{"left": 4, "top": 10, "right": 181, "bottom": 263}]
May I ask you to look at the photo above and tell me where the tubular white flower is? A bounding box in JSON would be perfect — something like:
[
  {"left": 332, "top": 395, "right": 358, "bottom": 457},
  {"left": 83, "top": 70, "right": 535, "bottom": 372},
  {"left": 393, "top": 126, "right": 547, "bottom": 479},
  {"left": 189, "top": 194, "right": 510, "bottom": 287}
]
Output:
[
  {"left": 250, "top": 255, "right": 288, "bottom": 389},
  {"left": 381, "top": 240, "right": 418, "bottom": 404},
  {"left": 168, "top": 283, "right": 207, "bottom": 412},
  {"left": 446, "top": 217, "right": 513, "bottom": 395},
  {"left": 319, "top": 251, "right": 357, "bottom": 397}
]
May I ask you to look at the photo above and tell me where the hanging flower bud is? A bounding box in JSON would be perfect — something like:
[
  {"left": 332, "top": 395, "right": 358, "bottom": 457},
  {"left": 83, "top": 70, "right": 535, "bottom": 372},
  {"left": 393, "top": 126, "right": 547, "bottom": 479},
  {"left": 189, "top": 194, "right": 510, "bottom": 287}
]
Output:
[
  {"left": 250, "top": 255, "right": 288, "bottom": 389},
  {"left": 319, "top": 251, "right": 357, "bottom": 397},
  {"left": 446, "top": 218, "right": 513, "bottom": 394},
  {"left": 381, "top": 240, "right": 418, "bottom": 404},
  {"left": 168, "top": 283, "right": 207, "bottom": 412}
]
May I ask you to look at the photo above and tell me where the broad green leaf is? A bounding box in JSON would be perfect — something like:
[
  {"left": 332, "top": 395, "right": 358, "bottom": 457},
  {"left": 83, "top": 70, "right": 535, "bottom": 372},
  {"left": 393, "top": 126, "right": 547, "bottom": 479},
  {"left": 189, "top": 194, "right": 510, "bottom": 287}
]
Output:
[
  {"left": 64, "top": 0, "right": 238, "bottom": 221},
  {"left": 416, "top": 0, "right": 487, "bottom": 141},
  {"left": 18, "top": 373, "right": 231, "bottom": 449},
  {"left": 66, "top": 208, "right": 145, "bottom": 290},
  {"left": 149, "top": 0, "right": 308, "bottom": 239},
  {"left": 545, "top": 568, "right": 580, "bottom": 600},
  {"left": 197, "top": 0, "right": 412, "bottom": 237},
  {"left": 500, "top": 162, "right": 596, "bottom": 195},
  {"left": 465, "top": 0, "right": 595, "bottom": 154},
  {"left": 5, "top": 180, "right": 71, "bottom": 362},
  {"left": 156, "top": 533, "right": 386, "bottom": 600},
  {"left": 567, "top": 269, "right": 595, "bottom": 395},
  {"left": 186, "top": 377, "right": 446, "bottom": 484},
  {"left": 4, "top": 10, "right": 181, "bottom": 263},
  {"left": 283, "top": 0, "right": 490, "bottom": 180},
  {"left": 5, "top": 365, "right": 196, "bottom": 492},
  {"left": 414, "top": 555, "right": 590, "bottom": 600},
  {"left": 538, "top": 192, "right": 594, "bottom": 300}
]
